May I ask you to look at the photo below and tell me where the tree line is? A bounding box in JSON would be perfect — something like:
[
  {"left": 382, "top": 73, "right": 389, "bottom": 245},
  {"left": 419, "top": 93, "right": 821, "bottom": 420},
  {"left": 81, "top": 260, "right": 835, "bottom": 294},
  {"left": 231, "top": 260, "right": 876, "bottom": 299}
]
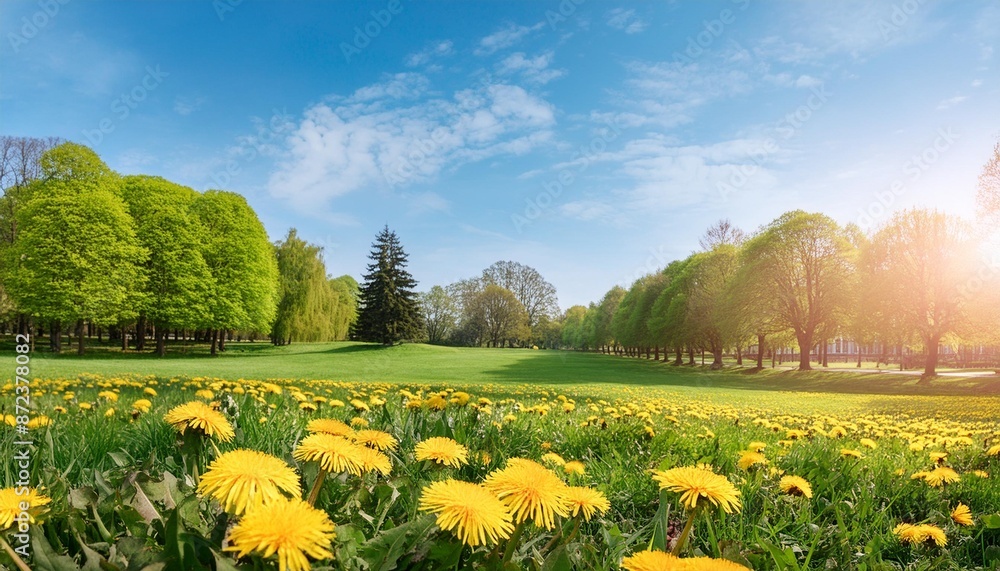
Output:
[{"left": 0, "top": 138, "right": 357, "bottom": 355}]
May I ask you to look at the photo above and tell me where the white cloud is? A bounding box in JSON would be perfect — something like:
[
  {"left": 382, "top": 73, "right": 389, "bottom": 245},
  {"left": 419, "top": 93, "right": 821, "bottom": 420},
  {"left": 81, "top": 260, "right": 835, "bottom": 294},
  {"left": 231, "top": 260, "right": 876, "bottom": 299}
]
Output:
[
  {"left": 268, "top": 74, "right": 557, "bottom": 214},
  {"left": 496, "top": 51, "right": 565, "bottom": 84},
  {"left": 558, "top": 136, "right": 784, "bottom": 223},
  {"left": 475, "top": 22, "right": 545, "bottom": 56},
  {"left": 971, "top": 79, "right": 983, "bottom": 87},
  {"left": 936, "top": 95, "right": 967, "bottom": 110},
  {"left": 404, "top": 40, "right": 454, "bottom": 67},
  {"left": 605, "top": 8, "right": 646, "bottom": 34}
]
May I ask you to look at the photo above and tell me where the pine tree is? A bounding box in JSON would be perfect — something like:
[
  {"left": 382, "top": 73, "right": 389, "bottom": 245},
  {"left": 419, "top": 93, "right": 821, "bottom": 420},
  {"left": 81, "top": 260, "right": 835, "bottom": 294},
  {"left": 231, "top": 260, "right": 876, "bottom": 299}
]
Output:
[{"left": 354, "top": 226, "right": 423, "bottom": 344}]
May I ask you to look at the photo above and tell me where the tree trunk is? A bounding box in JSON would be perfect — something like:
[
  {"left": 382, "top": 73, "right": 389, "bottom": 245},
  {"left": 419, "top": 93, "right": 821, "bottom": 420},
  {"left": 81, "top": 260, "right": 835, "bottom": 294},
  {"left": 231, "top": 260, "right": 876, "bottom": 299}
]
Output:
[
  {"left": 219, "top": 330, "right": 227, "bottom": 352},
  {"left": 121, "top": 325, "right": 128, "bottom": 351},
  {"left": 923, "top": 334, "right": 940, "bottom": 378},
  {"left": 821, "top": 339, "right": 829, "bottom": 367},
  {"left": 736, "top": 345, "right": 743, "bottom": 366},
  {"left": 711, "top": 346, "right": 724, "bottom": 369},
  {"left": 756, "top": 334, "right": 765, "bottom": 369},
  {"left": 857, "top": 347, "right": 862, "bottom": 368},
  {"left": 156, "top": 326, "right": 166, "bottom": 357},
  {"left": 211, "top": 329, "right": 218, "bottom": 356},
  {"left": 76, "top": 319, "right": 85, "bottom": 355},
  {"left": 687, "top": 347, "right": 695, "bottom": 365},
  {"left": 796, "top": 331, "right": 813, "bottom": 371},
  {"left": 136, "top": 314, "right": 146, "bottom": 351},
  {"left": 674, "top": 346, "right": 683, "bottom": 365},
  {"left": 653, "top": 346, "right": 659, "bottom": 361},
  {"left": 50, "top": 321, "right": 59, "bottom": 353}
]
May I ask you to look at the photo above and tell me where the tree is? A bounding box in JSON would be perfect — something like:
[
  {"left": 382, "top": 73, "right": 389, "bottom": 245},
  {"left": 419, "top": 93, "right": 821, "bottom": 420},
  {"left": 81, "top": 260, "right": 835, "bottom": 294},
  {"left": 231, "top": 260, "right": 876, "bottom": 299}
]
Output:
[
  {"left": 419, "top": 285, "right": 459, "bottom": 344},
  {"left": 699, "top": 218, "right": 745, "bottom": 251},
  {"left": 354, "top": 226, "right": 423, "bottom": 345},
  {"left": 648, "top": 258, "right": 695, "bottom": 365},
  {"left": 328, "top": 275, "right": 359, "bottom": 340},
  {"left": 683, "top": 245, "right": 740, "bottom": 368},
  {"left": 739, "top": 211, "right": 854, "bottom": 370},
  {"left": 191, "top": 190, "right": 279, "bottom": 354},
  {"left": 560, "top": 305, "right": 589, "bottom": 349},
  {"left": 977, "top": 140, "right": 1000, "bottom": 226},
  {"left": 481, "top": 261, "right": 559, "bottom": 327},
  {"left": 465, "top": 284, "right": 529, "bottom": 347},
  {"left": 866, "top": 209, "right": 978, "bottom": 377},
  {"left": 272, "top": 229, "right": 342, "bottom": 345},
  {"left": 0, "top": 136, "right": 62, "bottom": 332},
  {"left": 5, "top": 143, "right": 145, "bottom": 354},
  {"left": 121, "top": 175, "right": 212, "bottom": 355},
  {"left": 591, "top": 286, "right": 626, "bottom": 353}
]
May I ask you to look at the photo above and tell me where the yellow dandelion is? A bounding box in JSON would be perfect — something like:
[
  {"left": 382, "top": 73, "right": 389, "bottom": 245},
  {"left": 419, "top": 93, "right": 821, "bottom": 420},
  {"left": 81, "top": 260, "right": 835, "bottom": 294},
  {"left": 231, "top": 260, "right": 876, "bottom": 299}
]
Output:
[
  {"left": 351, "top": 430, "right": 398, "bottom": 451},
  {"left": 163, "top": 401, "right": 234, "bottom": 442},
  {"left": 144, "top": 387, "right": 157, "bottom": 397},
  {"left": 426, "top": 395, "right": 448, "bottom": 411},
  {"left": 840, "top": 448, "right": 863, "bottom": 459},
  {"left": 104, "top": 408, "right": 116, "bottom": 418},
  {"left": 971, "top": 470, "right": 989, "bottom": 478},
  {"left": 484, "top": 458, "right": 570, "bottom": 529},
  {"left": 132, "top": 399, "right": 153, "bottom": 413},
  {"left": 860, "top": 438, "right": 878, "bottom": 449},
  {"left": 563, "top": 460, "right": 585, "bottom": 476},
  {"left": 349, "top": 417, "right": 369, "bottom": 428},
  {"left": 894, "top": 523, "right": 947, "bottom": 547},
  {"left": 414, "top": 437, "right": 469, "bottom": 468},
  {"left": 226, "top": 497, "right": 335, "bottom": 571},
  {"left": 563, "top": 486, "right": 610, "bottom": 521},
  {"left": 98, "top": 390, "right": 119, "bottom": 402},
  {"left": 356, "top": 446, "right": 392, "bottom": 476},
  {"left": 0, "top": 487, "right": 50, "bottom": 530},
  {"left": 779, "top": 476, "right": 813, "bottom": 499},
  {"left": 747, "top": 441, "right": 767, "bottom": 452},
  {"left": 418, "top": 479, "right": 514, "bottom": 547},
  {"left": 305, "top": 418, "right": 354, "bottom": 437},
  {"left": 951, "top": 503, "right": 974, "bottom": 527},
  {"left": 293, "top": 434, "right": 365, "bottom": 476},
  {"left": 78, "top": 402, "right": 92, "bottom": 411},
  {"left": 541, "top": 452, "right": 566, "bottom": 466},
  {"left": 924, "top": 466, "right": 960, "bottom": 487},
  {"left": 621, "top": 550, "right": 751, "bottom": 571},
  {"left": 299, "top": 402, "right": 317, "bottom": 412},
  {"left": 986, "top": 443, "right": 1000, "bottom": 457},
  {"left": 652, "top": 466, "right": 741, "bottom": 514},
  {"left": 198, "top": 449, "right": 301, "bottom": 516},
  {"left": 737, "top": 450, "right": 767, "bottom": 470},
  {"left": 195, "top": 389, "right": 214, "bottom": 400},
  {"left": 929, "top": 451, "right": 948, "bottom": 465}
]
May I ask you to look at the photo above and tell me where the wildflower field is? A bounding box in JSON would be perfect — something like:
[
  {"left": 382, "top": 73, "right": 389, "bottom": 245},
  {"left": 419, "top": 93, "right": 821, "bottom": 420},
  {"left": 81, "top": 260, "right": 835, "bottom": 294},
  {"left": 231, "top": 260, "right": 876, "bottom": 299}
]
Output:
[{"left": 3, "top": 362, "right": 1000, "bottom": 571}]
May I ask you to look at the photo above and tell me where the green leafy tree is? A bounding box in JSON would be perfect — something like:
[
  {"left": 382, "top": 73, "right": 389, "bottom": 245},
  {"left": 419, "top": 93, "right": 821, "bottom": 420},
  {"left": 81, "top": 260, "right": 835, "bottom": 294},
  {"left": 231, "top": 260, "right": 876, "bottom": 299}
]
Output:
[
  {"left": 354, "top": 226, "right": 423, "bottom": 345},
  {"left": 121, "top": 175, "right": 212, "bottom": 355},
  {"left": 465, "top": 284, "right": 529, "bottom": 347},
  {"left": 419, "top": 285, "right": 459, "bottom": 344},
  {"left": 560, "top": 305, "right": 589, "bottom": 349},
  {"left": 739, "top": 211, "right": 854, "bottom": 370},
  {"left": 328, "top": 275, "right": 360, "bottom": 340},
  {"left": 272, "top": 229, "right": 347, "bottom": 345},
  {"left": 865, "top": 209, "right": 978, "bottom": 377},
  {"left": 191, "top": 190, "right": 279, "bottom": 354},
  {"left": 648, "top": 258, "right": 694, "bottom": 365},
  {"left": 5, "top": 143, "right": 145, "bottom": 354}
]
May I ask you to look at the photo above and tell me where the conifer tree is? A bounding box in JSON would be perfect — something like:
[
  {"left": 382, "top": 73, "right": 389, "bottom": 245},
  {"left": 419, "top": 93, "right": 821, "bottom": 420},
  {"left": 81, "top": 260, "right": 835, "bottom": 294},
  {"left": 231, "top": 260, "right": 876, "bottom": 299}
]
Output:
[{"left": 354, "top": 226, "right": 423, "bottom": 344}]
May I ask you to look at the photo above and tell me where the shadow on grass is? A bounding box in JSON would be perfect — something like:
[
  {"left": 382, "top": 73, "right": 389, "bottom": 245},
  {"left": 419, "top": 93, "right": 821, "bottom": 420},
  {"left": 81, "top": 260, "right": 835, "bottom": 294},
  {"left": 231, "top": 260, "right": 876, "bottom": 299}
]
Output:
[{"left": 481, "top": 351, "right": 1000, "bottom": 397}]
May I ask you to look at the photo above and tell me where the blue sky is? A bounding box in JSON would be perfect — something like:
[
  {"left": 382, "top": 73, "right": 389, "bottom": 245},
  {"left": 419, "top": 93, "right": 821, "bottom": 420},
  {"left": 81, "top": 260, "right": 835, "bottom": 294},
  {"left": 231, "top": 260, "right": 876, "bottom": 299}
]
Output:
[{"left": 2, "top": 0, "right": 998, "bottom": 308}]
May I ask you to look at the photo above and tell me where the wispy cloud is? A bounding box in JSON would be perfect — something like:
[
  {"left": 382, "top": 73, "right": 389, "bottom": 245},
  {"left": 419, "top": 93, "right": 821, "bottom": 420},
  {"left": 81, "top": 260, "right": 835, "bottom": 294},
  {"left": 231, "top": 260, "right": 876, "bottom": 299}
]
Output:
[
  {"left": 404, "top": 40, "right": 454, "bottom": 67},
  {"left": 936, "top": 95, "right": 967, "bottom": 110},
  {"left": 268, "top": 73, "right": 557, "bottom": 215},
  {"left": 605, "top": 8, "right": 646, "bottom": 34},
  {"left": 496, "top": 51, "right": 565, "bottom": 84},
  {"left": 475, "top": 22, "right": 545, "bottom": 56},
  {"left": 173, "top": 96, "right": 206, "bottom": 116}
]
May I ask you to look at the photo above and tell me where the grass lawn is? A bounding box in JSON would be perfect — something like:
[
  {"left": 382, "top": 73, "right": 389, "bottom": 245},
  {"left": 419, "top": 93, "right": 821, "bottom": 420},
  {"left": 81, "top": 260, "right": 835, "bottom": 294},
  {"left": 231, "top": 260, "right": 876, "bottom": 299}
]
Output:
[{"left": 19, "top": 340, "right": 1000, "bottom": 398}]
